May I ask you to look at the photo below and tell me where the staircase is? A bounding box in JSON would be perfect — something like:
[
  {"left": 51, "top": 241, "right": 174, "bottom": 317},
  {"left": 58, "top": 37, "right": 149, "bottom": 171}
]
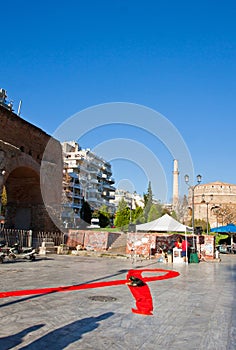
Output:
[{"left": 108, "top": 233, "right": 127, "bottom": 254}]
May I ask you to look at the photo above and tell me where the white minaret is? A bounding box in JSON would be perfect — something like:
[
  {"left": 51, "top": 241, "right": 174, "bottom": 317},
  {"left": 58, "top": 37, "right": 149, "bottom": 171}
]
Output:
[{"left": 172, "top": 159, "right": 179, "bottom": 207}]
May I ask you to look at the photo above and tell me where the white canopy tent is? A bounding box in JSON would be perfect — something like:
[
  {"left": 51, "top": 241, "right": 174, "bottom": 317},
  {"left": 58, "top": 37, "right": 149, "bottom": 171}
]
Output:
[
  {"left": 136, "top": 214, "right": 192, "bottom": 233},
  {"left": 136, "top": 214, "right": 193, "bottom": 264}
]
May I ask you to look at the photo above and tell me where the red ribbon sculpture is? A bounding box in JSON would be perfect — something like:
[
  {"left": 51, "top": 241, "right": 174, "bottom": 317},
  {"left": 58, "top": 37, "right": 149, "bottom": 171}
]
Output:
[
  {"left": 126, "top": 270, "right": 154, "bottom": 315},
  {"left": 0, "top": 268, "right": 179, "bottom": 315}
]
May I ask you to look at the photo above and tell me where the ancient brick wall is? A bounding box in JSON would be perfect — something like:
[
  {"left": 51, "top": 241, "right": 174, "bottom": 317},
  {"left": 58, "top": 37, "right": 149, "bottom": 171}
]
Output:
[
  {"left": 66, "top": 229, "right": 121, "bottom": 251},
  {"left": 0, "top": 105, "right": 51, "bottom": 164},
  {"left": 0, "top": 105, "right": 62, "bottom": 231}
]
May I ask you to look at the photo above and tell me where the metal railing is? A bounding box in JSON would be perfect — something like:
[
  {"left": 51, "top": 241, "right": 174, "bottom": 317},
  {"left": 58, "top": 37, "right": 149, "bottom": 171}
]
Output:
[{"left": 0, "top": 228, "right": 64, "bottom": 249}]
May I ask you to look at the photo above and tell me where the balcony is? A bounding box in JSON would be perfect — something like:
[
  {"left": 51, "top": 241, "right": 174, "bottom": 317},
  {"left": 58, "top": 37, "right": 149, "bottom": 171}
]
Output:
[
  {"left": 73, "top": 183, "right": 82, "bottom": 189},
  {"left": 102, "top": 183, "right": 116, "bottom": 191},
  {"left": 73, "top": 193, "right": 83, "bottom": 199},
  {"left": 87, "top": 197, "right": 98, "bottom": 202},
  {"left": 87, "top": 169, "right": 98, "bottom": 174},
  {"left": 89, "top": 178, "right": 98, "bottom": 184},
  {"left": 79, "top": 165, "right": 89, "bottom": 173},
  {"left": 108, "top": 195, "right": 115, "bottom": 200},
  {"left": 101, "top": 192, "right": 115, "bottom": 200},
  {"left": 87, "top": 188, "right": 98, "bottom": 194},
  {"left": 108, "top": 177, "right": 115, "bottom": 184},
  {"left": 79, "top": 176, "right": 88, "bottom": 184}
]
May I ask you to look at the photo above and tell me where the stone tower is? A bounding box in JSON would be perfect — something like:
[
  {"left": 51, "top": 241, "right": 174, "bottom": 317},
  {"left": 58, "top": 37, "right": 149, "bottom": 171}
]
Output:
[{"left": 172, "top": 159, "right": 179, "bottom": 207}]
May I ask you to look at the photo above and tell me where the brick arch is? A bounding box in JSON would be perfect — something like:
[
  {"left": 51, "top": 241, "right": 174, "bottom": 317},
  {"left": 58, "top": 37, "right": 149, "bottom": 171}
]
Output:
[
  {"left": 6, "top": 167, "right": 40, "bottom": 203},
  {"left": 0, "top": 105, "right": 62, "bottom": 231},
  {"left": 5, "top": 151, "right": 40, "bottom": 176},
  {"left": 5, "top": 166, "right": 42, "bottom": 230}
]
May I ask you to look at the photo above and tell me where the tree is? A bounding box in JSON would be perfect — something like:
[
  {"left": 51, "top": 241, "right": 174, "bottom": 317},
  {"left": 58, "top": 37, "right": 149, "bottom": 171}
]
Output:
[
  {"left": 98, "top": 205, "right": 110, "bottom": 228},
  {"left": 215, "top": 234, "right": 230, "bottom": 246},
  {"left": 143, "top": 181, "right": 153, "bottom": 221},
  {"left": 1, "top": 186, "right": 7, "bottom": 215},
  {"left": 80, "top": 199, "right": 92, "bottom": 227},
  {"left": 117, "top": 197, "right": 128, "bottom": 211},
  {"left": 161, "top": 206, "right": 171, "bottom": 216},
  {"left": 174, "top": 195, "right": 189, "bottom": 223},
  {"left": 212, "top": 204, "right": 236, "bottom": 226},
  {"left": 194, "top": 219, "right": 207, "bottom": 233},
  {"left": 133, "top": 206, "right": 144, "bottom": 224},
  {"left": 114, "top": 198, "right": 130, "bottom": 230},
  {"left": 148, "top": 204, "right": 162, "bottom": 222}
]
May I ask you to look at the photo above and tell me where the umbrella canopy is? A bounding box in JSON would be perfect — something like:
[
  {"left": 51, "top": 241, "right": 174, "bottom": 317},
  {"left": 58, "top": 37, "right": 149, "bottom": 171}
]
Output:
[
  {"left": 210, "top": 223, "right": 236, "bottom": 233},
  {"left": 136, "top": 213, "right": 192, "bottom": 232},
  {"left": 211, "top": 223, "right": 236, "bottom": 246}
]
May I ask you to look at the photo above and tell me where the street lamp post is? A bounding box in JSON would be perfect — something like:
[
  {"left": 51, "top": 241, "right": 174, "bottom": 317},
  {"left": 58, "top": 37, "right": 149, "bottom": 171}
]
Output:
[
  {"left": 129, "top": 193, "right": 133, "bottom": 224},
  {"left": 0, "top": 193, "right": 2, "bottom": 216},
  {"left": 201, "top": 194, "right": 213, "bottom": 235},
  {"left": 0, "top": 170, "right": 6, "bottom": 217},
  {"left": 184, "top": 174, "right": 202, "bottom": 231},
  {"left": 184, "top": 175, "right": 202, "bottom": 261}
]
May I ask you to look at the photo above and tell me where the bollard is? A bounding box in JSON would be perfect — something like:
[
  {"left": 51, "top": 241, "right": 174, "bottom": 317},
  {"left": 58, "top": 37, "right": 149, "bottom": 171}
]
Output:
[{"left": 28, "top": 230, "right": 32, "bottom": 247}]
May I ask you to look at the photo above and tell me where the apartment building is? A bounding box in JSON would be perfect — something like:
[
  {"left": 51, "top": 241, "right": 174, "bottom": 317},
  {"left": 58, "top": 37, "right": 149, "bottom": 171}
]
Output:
[
  {"left": 111, "top": 189, "right": 144, "bottom": 209},
  {"left": 61, "top": 141, "right": 116, "bottom": 225}
]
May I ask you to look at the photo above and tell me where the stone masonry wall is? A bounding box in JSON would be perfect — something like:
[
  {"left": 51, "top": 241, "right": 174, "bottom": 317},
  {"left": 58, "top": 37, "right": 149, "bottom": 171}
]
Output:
[
  {"left": 0, "top": 105, "right": 62, "bottom": 231},
  {"left": 0, "top": 105, "right": 52, "bottom": 164}
]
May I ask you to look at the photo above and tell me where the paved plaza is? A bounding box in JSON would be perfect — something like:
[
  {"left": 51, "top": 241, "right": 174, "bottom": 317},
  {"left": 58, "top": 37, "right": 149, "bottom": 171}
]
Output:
[{"left": 0, "top": 253, "right": 235, "bottom": 349}]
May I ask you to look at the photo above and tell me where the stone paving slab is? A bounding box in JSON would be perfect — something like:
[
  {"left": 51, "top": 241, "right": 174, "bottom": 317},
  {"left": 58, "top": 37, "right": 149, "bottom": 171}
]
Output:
[{"left": 0, "top": 254, "right": 235, "bottom": 349}]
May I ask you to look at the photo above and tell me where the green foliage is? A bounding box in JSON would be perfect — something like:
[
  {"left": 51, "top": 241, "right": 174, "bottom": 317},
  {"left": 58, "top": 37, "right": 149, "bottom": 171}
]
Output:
[
  {"left": 148, "top": 204, "right": 162, "bottom": 222},
  {"left": 143, "top": 181, "right": 153, "bottom": 221},
  {"left": 117, "top": 197, "right": 128, "bottom": 211},
  {"left": 92, "top": 205, "right": 113, "bottom": 228},
  {"left": 187, "top": 218, "right": 207, "bottom": 232},
  {"left": 80, "top": 200, "right": 92, "bottom": 227},
  {"left": 133, "top": 206, "right": 144, "bottom": 224},
  {"left": 1, "top": 186, "right": 7, "bottom": 215},
  {"left": 99, "top": 212, "right": 110, "bottom": 227},
  {"left": 114, "top": 199, "right": 130, "bottom": 230},
  {"left": 95, "top": 227, "right": 121, "bottom": 232},
  {"left": 215, "top": 234, "right": 230, "bottom": 246},
  {"left": 99, "top": 204, "right": 109, "bottom": 214},
  {"left": 161, "top": 206, "right": 171, "bottom": 216},
  {"left": 171, "top": 210, "right": 178, "bottom": 220},
  {"left": 92, "top": 209, "right": 99, "bottom": 218},
  {"left": 194, "top": 219, "right": 208, "bottom": 233}
]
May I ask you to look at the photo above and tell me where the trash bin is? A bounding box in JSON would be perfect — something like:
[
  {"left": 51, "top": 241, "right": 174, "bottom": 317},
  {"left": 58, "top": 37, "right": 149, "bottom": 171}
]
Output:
[{"left": 190, "top": 252, "right": 199, "bottom": 263}]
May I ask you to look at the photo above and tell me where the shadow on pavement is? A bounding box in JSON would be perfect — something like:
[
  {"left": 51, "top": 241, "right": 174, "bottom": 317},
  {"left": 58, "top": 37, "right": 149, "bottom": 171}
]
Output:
[
  {"left": 0, "top": 293, "right": 57, "bottom": 308},
  {"left": 0, "top": 324, "right": 45, "bottom": 350}
]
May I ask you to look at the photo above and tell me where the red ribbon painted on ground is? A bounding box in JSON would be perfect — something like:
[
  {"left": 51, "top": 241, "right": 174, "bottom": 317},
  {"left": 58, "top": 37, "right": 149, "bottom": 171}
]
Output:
[{"left": 0, "top": 269, "right": 179, "bottom": 299}]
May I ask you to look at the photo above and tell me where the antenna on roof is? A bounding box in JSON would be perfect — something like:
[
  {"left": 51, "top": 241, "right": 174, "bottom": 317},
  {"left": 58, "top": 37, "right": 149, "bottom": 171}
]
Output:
[{"left": 17, "top": 100, "right": 22, "bottom": 115}]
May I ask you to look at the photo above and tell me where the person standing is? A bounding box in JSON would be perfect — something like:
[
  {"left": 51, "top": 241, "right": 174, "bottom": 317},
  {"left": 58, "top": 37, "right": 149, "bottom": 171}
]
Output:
[
  {"left": 175, "top": 237, "right": 182, "bottom": 249},
  {"left": 231, "top": 242, "right": 236, "bottom": 254},
  {"left": 181, "top": 238, "right": 190, "bottom": 262}
]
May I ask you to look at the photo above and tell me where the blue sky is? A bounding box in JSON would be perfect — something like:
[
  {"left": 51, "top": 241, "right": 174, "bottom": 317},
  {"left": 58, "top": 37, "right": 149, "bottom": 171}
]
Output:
[{"left": 1, "top": 1, "right": 236, "bottom": 202}]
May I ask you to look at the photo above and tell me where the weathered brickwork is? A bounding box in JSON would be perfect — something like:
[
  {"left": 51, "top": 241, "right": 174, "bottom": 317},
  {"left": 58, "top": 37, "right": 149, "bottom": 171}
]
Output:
[
  {"left": 188, "top": 181, "right": 236, "bottom": 227},
  {"left": 66, "top": 229, "right": 121, "bottom": 251},
  {"left": 0, "top": 105, "right": 49, "bottom": 163},
  {"left": 0, "top": 105, "right": 62, "bottom": 231}
]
